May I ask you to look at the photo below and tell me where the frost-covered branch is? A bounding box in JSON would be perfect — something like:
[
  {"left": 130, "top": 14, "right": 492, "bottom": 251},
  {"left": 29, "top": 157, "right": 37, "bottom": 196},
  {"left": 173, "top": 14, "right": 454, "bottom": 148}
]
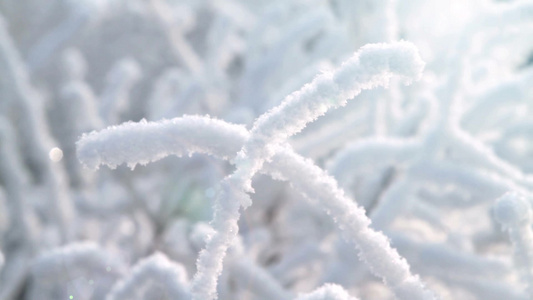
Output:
[
  {"left": 4, "top": 1, "right": 533, "bottom": 299},
  {"left": 77, "top": 116, "right": 248, "bottom": 170},
  {"left": 191, "top": 41, "right": 425, "bottom": 300},
  {"left": 78, "top": 116, "right": 436, "bottom": 300},
  {"left": 236, "top": 41, "right": 425, "bottom": 185}
]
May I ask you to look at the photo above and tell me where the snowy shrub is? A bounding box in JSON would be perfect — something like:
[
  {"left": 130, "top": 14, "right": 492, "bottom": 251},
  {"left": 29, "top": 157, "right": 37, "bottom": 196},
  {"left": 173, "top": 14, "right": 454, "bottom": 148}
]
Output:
[{"left": 0, "top": 0, "right": 532, "bottom": 299}]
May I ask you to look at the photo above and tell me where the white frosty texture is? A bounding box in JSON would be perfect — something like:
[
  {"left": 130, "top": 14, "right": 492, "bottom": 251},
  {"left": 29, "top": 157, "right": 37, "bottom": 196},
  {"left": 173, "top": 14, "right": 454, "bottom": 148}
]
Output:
[
  {"left": 235, "top": 41, "right": 425, "bottom": 185},
  {"left": 270, "top": 148, "right": 435, "bottom": 300},
  {"left": 190, "top": 42, "right": 427, "bottom": 300},
  {"left": 77, "top": 115, "right": 436, "bottom": 300},
  {"left": 106, "top": 252, "right": 190, "bottom": 300},
  {"left": 77, "top": 116, "right": 248, "bottom": 170},
  {"left": 295, "top": 284, "right": 359, "bottom": 300},
  {"left": 76, "top": 42, "right": 429, "bottom": 300},
  {"left": 5, "top": 0, "right": 533, "bottom": 299}
]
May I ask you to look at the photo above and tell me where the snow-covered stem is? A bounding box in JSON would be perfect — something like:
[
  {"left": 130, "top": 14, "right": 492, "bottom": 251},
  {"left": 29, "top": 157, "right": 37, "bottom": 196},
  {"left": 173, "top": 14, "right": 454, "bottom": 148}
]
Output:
[
  {"left": 269, "top": 148, "right": 435, "bottom": 300},
  {"left": 235, "top": 41, "right": 425, "bottom": 186},
  {"left": 106, "top": 252, "right": 190, "bottom": 300},
  {"left": 494, "top": 192, "right": 533, "bottom": 298},
  {"left": 5, "top": 1, "right": 533, "bottom": 299},
  {"left": 77, "top": 116, "right": 248, "bottom": 170},
  {"left": 78, "top": 114, "right": 436, "bottom": 300},
  {"left": 190, "top": 180, "right": 245, "bottom": 300},
  {"left": 191, "top": 41, "right": 425, "bottom": 300}
]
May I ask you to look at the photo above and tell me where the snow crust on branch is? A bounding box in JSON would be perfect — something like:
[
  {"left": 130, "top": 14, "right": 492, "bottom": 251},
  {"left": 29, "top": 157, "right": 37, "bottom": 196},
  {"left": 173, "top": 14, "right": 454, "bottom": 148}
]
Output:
[
  {"left": 79, "top": 41, "right": 429, "bottom": 300},
  {"left": 4, "top": 1, "right": 533, "bottom": 299},
  {"left": 185, "top": 41, "right": 425, "bottom": 300},
  {"left": 235, "top": 41, "right": 425, "bottom": 188},
  {"left": 77, "top": 116, "right": 249, "bottom": 170},
  {"left": 78, "top": 117, "right": 435, "bottom": 300}
]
